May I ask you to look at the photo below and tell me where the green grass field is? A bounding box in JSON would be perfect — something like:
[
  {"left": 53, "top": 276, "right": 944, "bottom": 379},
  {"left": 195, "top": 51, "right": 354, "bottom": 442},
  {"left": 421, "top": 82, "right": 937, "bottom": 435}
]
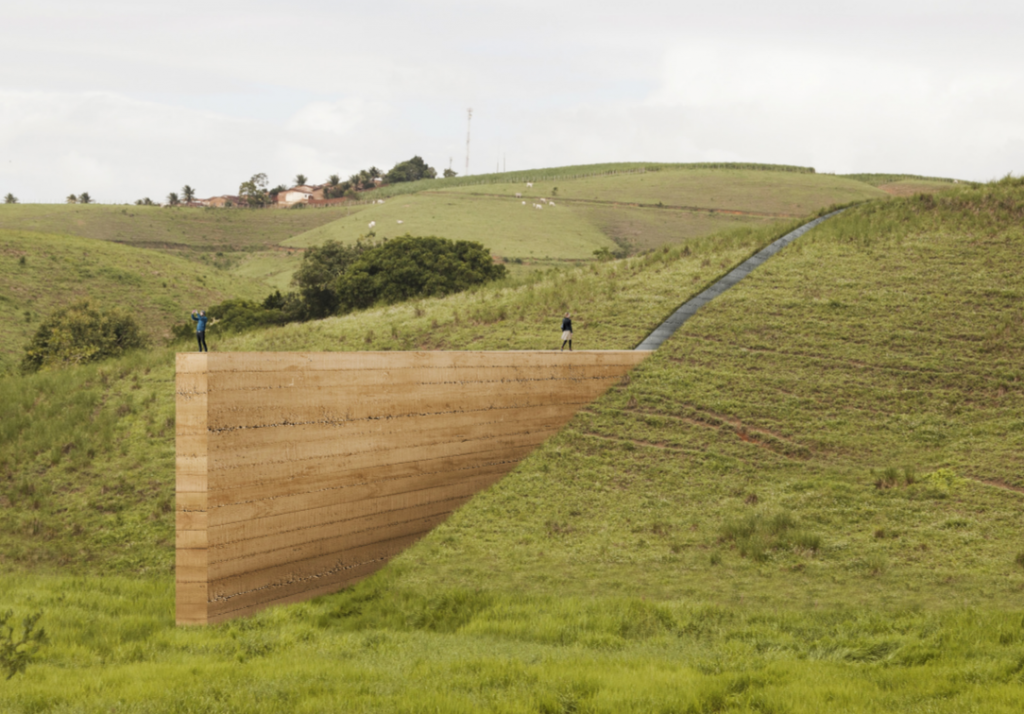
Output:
[
  {"left": 0, "top": 204, "right": 359, "bottom": 253},
  {"left": 440, "top": 168, "right": 887, "bottom": 216},
  {"left": 0, "top": 230, "right": 268, "bottom": 372},
  {"left": 1, "top": 177, "right": 1021, "bottom": 712},
  {"left": 284, "top": 193, "right": 619, "bottom": 259},
  {"left": 281, "top": 168, "right": 890, "bottom": 286}
]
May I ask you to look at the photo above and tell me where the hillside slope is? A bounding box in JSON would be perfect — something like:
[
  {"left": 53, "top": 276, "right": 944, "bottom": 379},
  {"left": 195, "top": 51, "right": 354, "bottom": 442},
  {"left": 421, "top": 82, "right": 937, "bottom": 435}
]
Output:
[
  {"left": 0, "top": 230, "right": 269, "bottom": 371},
  {"left": 0, "top": 203, "right": 358, "bottom": 253},
  {"left": 2, "top": 185, "right": 1024, "bottom": 711},
  {"left": 391, "top": 182, "right": 1024, "bottom": 609},
  {"left": 282, "top": 168, "right": 888, "bottom": 287},
  {"left": 0, "top": 220, "right": 801, "bottom": 574}
]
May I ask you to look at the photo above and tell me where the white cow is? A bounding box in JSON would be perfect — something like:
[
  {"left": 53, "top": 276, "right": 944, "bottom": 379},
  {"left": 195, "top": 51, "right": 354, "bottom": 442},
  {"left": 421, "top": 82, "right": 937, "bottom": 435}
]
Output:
[{"left": 368, "top": 221, "right": 376, "bottom": 229}]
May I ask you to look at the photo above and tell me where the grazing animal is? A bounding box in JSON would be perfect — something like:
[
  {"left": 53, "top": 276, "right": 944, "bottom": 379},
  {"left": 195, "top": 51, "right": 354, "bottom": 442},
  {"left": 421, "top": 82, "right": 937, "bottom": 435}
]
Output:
[
  {"left": 548, "top": 201, "right": 555, "bottom": 206},
  {"left": 397, "top": 220, "right": 403, "bottom": 224},
  {"left": 526, "top": 182, "right": 533, "bottom": 188},
  {"left": 377, "top": 199, "right": 385, "bottom": 204},
  {"left": 515, "top": 192, "right": 522, "bottom": 198},
  {"left": 522, "top": 201, "right": 526, "bottom": 205},
  {"left": 368, "top": 221, "right": 376, "bottom": 229}
]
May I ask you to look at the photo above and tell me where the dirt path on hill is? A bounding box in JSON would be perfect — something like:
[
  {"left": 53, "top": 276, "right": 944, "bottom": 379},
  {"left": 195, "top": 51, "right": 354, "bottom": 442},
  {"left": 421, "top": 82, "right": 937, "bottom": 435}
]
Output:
[{"left": 634, "top": 210, "right": 844, "bottom": 351}]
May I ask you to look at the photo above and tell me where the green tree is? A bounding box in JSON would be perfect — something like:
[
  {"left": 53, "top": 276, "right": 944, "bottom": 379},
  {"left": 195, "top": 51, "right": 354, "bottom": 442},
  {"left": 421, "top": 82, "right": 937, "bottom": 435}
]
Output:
[
  {"left": 443, "top": 168, "right": 458, "bottom": 178},
  {"left": 167, "top": 192, "right": 180, "bottom": 207},
  {"left": 337, "top": 235, "right": 505, "bottom": 312},
  {"left": 327, "top": 174, "right": 340, "bottom": 187},
  {"left": 0, "top": 609, "right": 45, "bottom": 680},
  {"left": 78, "top": 192, "right": 91, "bottom": 204},
  {"left": 3, "top": 193, "right": 17, "bottom": 204},
  {"left": 238, "top": 173, "right": 269, "bottom": 208},
  {"left": 384, "top": 156, "right": 437, "bottom": 184},
  {"left": 295, "top": 174, "right": 308, "bottom": 186},
  {"left": 66, "top": 194, "right": 77, "bottom": 204},
  {"left": 182, "top": 185, "right": 196, "bottom": 203},
  {"left": 135, "top": 197, "right": 154, "bottom": 206},
  {"left": 292, "top": 238, "right": 379, "bottom": 319},
  {"left": 22, "top": 300, "right": 147, "bottom": 372}
]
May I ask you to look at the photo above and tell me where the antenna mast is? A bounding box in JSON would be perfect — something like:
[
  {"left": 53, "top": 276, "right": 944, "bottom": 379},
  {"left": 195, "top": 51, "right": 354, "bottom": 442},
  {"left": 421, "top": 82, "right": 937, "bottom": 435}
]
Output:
[{"left": 465, "top": 108, "right": 473, "bottom": 177}]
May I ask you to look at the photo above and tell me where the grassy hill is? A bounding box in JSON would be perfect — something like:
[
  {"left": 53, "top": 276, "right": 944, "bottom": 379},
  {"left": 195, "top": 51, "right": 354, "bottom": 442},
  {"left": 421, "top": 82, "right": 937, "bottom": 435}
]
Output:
[
  {"left": 280, "top": 166, "right": 890, "bottom": 287},
  {"left": 441, "top": 167, "right": 885, "bottom": 215},
  {"left": 2, "top": 179, "right": 1021, "bottom": 712},
  {"left": 0, "top": 230, "right": 269, "bottom": 372},
  {"left": 0, "top": 203, "right": 359, "bottom": 254}
]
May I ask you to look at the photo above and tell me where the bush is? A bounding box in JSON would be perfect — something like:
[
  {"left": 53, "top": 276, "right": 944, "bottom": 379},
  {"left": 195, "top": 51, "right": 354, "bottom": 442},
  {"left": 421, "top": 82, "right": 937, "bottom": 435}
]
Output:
[
  {"left": 171, "top": 292, "right": 302, "bottom": 341},
  {"left": 22, "top": 301, "right": 147, "bottom": 372},
  {"left": 292, "top": 239, "right": 380, "bottom": 319},
  {"left": 0, "top": 609, "right": 45, "bottom": 680},
  {"left": 337, "top": 235, "right": 506, "bottom": 312}
]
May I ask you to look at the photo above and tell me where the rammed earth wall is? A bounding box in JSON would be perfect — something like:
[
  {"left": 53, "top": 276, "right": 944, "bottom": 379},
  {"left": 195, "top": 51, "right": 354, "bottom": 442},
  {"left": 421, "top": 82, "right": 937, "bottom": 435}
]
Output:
[{"left": 175, "top": 351, "right": 647, "bottom": 625}]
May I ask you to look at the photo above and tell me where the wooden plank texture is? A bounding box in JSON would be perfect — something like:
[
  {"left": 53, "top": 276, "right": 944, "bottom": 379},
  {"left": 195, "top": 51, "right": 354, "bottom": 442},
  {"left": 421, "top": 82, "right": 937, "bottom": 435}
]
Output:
[{"left": 176, "top": 351, "right": 646, "bottom": 625}]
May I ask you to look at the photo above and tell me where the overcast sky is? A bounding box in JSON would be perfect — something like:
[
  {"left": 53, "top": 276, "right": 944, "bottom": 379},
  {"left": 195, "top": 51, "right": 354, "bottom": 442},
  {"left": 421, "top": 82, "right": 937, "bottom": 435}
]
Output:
[{"left": 2, "top": 0, "right": 1022, "bottom": 203}]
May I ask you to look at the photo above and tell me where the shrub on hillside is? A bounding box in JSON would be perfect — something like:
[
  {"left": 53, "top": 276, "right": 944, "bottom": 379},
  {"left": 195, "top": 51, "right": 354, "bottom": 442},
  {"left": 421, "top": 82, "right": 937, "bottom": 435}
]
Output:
[
  {"left": 22, "top": 301, "right": 147, "bottom": 372},
  {"left": 292, "top": 238, "right": 381, "bottom": 319},
  {"left": 0, "top": 609, "right": 45, "bottom": 680},
  {"left": 170, "top": 292, "right": 303, "bottom": 341},
  {"left": 336, "top": 235, "right": 506, "bottom": 312}
]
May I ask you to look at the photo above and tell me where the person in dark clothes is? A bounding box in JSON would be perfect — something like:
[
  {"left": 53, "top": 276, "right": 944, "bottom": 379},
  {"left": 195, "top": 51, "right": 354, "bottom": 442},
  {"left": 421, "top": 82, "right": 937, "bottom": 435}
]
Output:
[
  {"left": 191, "top": 310, "right": 208, "bottom": 352},
  {"left": 560, "top": 312, "right": 573, "bottom": 351}
]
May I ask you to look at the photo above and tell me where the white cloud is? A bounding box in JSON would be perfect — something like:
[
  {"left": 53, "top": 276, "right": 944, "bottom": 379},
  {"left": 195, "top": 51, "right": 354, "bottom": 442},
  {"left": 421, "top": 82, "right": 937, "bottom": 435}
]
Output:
[{"left": 2, "top": 0, "right": 1023, "bottom": 202}]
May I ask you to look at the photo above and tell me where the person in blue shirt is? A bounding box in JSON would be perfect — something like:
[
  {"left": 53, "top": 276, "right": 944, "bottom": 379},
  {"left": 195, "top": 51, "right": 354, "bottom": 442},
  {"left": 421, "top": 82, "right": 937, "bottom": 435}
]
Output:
[
  {"left": 191, "top": 310, "right": 208, "bottom": 352},
  {"left": 560, "top": 312, "right": 573, "bottom": 351}
]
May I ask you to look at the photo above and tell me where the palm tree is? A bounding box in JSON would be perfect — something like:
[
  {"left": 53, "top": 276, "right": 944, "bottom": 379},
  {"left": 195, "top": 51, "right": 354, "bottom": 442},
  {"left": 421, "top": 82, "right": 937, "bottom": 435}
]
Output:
[
  {"left": 78, "top": 192, "right": 91, "bottom": 204},
  {"left": 3, "top": 193, "right": 17, "bottom": 204},
  {"left": 328, "top": 174, "right": 340, "bottom": 187},
  {"left": 181, "top": 185, "right": 196, "bottom": 204},
  {"left": 66, "top": 194, "right": 78, "bottom": 204},
  {"left": 294, "top": 174, "right": 308, "bottom": 187},
  {"left": 167, "top": 192, "right": 180, "bottom": 207}
]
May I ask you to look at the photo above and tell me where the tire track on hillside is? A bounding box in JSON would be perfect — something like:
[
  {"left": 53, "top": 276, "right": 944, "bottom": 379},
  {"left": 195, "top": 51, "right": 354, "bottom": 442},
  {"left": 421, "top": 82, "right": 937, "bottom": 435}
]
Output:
[
  {"left": 420, "top": 190, "right": 800, "bottom": 218},
  {"left": 635, "top": 210, "right": 844, "bottom": 351}
]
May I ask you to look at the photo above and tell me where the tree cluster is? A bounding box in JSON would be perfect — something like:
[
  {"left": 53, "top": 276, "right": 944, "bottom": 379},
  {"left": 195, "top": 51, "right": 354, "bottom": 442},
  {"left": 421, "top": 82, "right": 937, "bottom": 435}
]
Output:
[
  {"left": 322, "top": 157, "right": 438, "bottom": 200},
  {"left": 337, "top": 235, "right": 503, "bottom": 311},
  {"left": 22, "top": 301, "right": 147, "bottom": 372},
  {"left": 384, "top": 156, "right": 437, "bottom": 184},
  {"left": 238, "top": 173, "right": 270, "bottom": 208},
  {"left": 323, "top": 167, "right": 384, "bottom": 200},
  {"left": 183, "top": 235, "right": 505, "bottom": 337}
]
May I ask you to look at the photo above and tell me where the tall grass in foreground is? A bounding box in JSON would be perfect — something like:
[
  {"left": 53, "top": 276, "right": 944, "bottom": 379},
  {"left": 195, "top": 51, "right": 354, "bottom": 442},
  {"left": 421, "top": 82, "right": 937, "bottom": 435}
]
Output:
[{"left": 1, "top": 573, "right": 1024, "bottom": 713}]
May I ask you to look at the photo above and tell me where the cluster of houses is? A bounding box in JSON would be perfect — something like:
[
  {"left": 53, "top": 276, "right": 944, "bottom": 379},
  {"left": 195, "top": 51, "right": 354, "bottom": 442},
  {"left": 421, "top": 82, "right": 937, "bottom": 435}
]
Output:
[{"left": 196, "top": 178, "right": 383, "bottom": 209}]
